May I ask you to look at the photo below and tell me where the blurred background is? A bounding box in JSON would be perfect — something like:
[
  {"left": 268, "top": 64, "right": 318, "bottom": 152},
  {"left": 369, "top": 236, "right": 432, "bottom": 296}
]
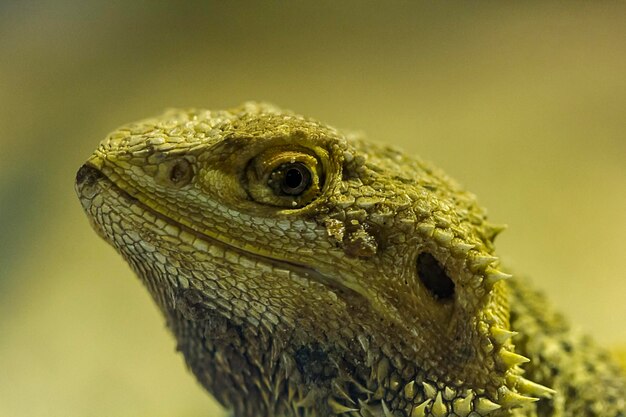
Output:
[{"left": 0, "top": 1, "right": 625, "bottom": 416}]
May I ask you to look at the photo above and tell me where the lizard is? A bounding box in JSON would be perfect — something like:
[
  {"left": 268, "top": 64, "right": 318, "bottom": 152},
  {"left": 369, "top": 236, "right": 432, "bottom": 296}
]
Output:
[{"left": 75, "top": 102, "right": 625, "bottom": 417}]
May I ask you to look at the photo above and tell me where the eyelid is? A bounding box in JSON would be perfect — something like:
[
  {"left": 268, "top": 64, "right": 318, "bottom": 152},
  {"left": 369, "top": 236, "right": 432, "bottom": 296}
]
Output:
[
  {"left": 255, "top": 151, "right": 319, "bottom": 182},
  {"left": 244, "top": 147, "right": 326, "bottom": 208}
]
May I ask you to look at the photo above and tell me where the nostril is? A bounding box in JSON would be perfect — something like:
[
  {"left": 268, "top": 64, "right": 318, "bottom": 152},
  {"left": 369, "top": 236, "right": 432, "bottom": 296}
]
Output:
[
  {"left": 76, "top": 164, "right": 104, "bottom": 187},
  {"left": 75, "top": 164, "right": 106, "bottom": 200},
  {"left": 416, "top": 252, "right": 455, "bottom": 301},
  {"left": 155, "top": 158, "right": 193, "bottom": 188}
]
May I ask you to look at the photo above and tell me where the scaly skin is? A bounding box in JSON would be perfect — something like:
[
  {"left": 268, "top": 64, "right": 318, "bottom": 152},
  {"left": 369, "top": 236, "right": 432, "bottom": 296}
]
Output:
[{"left": 75, "top": 102, "right": 625, "bottom": 417}]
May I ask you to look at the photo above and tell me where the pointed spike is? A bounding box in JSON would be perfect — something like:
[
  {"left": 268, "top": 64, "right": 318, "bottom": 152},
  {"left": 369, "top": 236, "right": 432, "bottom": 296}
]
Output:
[
  {"left": 499, "top": 349, "right": 531, "bottom": 369},
  {"left": 331, "top": 381, "right": 356, "bottom": 405},
  {"left": 443, "top": 386, "right": 456, "bottom": 401},
  {"left": 431, "top": 392, "right": 448, "bottom": 417},
  {"left": 422, "top": 381, "right": 438, "bottom": 399},
  {"left": 485, "top": 269, "right": 513, "bottom": 287},
  {"left": 434, "top": 228, "right": 454, "bottom": 245},
  {"left": 349, "top": 379, "right": 373, "bottom": 395},
  {"left": 327, "top": 398, "right": 358, "bottom": 414},
  {"left": 485, "top": 223, "right": 507, "bottom": 241},
  {"left": 511, "top": 375, "right": 557, "bottom": 398},
  {"left": 410, "top": 399, "right": 431, "bottom": 417},
  {"left": 490, "top": 327, "right": 518, "bottom": 345},
  {"left": 474, "top": 397, "right": 502, "bottom": 414},
  {"left": 357, "top": 398, "right": 368, "bottom": 410},
  {"left": 294, "top": 390, "right": 317, "bottom": 408},
  {"left": 498, "top": 387, "right": 539, "bottom": 408},
  {"left": 470, "top": 255, "right": 499, "bottom": 272},
  {"left": 452, "top": 240, "right": 475, "bottom": 257},
  {"left": 404, "top": 380, "right": 416, "bottom": 400},
  {"left": 381, "top": 400, "right": 393, "bottom": 417},
  {"left": 452, "top": 391, "right": 474, "bottom": 417}
]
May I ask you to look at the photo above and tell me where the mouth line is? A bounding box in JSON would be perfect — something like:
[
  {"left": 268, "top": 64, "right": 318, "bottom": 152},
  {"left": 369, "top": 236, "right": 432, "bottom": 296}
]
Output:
[{"left": 77, "top": 163, "right": 369, "bottom": 304}]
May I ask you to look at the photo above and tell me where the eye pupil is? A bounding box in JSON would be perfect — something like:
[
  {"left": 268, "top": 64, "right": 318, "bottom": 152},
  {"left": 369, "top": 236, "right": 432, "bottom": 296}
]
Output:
[
  {"left": 284, "top": 168, "right": 304, "bottom": 189},
  {"left": 276, "top": 163, "right": 312, "bottom": 196},
  {"left": 248, "top": 151, "right": 323, "bottom": 208}
]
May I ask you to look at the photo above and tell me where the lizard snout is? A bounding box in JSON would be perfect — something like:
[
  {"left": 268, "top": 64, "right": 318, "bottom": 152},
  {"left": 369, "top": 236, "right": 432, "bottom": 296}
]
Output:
[{"left": 75, "top": 163, "right": 105, "bottom": 199}]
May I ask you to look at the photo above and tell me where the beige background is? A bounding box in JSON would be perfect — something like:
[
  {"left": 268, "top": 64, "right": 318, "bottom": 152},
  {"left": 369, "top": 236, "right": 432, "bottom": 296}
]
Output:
[{"left": 0, "top": 2, "right": 624, "bottom": 416}]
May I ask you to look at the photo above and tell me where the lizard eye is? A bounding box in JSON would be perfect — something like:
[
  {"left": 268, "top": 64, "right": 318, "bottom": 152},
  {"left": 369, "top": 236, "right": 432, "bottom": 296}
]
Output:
[
  {"left": 269, "top": 162, "right": 312, "bottom": 196},
  {"left": 246, "top": 147, "right": 324, "bottom": 208}
]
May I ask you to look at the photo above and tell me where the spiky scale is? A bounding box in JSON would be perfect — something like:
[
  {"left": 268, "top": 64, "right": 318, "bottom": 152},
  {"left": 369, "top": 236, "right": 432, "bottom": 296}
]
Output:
[
  {"left": 422, "top": 381, "right": 438, "bottom": 399},
  {"left": 485, "top": 223, "right": 507, "bottom": 241},
  {"left": 498, "top": 349, "right": 530, "bottom": 369},
  {"left": 443, "top": 386, "right": 456, "bottom": 401},
  {"left": 295, "top": 391, "right": 317, "bottom": 408},
  {"left": 403, "top": 380, "right": 416, "bottom": 400},
  {"left": 431, "top": 391, "right": 447, "bottom": 417},
  {"left": 484, "top": 269, "right": 512, "bottom": 287},
  {"left": 350, "top": 379, "right": 373, "bottom": 396},
  {"left": 510, "top": 375, "right": 556, "bottom": 398},
  {"left": 434, "top": 228, "right": 454, "bottom": 245},
  {"left": 474, "top": 397, "right": 501, "bottom": 414},
  {"left": 490, "top": 327, "right": 517, "bottom": 345},
  {"left": 470, "top": 254, "right": 499, "bottom": 272},
  {"left": 497, "top": 387, "right": 539, "bottom": 408},
  {"left": 452, "top": 391, "right": 474, "bottom": 417},
  {"left": 332, "top": 381, "right": 356, "bottom": 405},
  {"left": 452, "top": 239, "right": 475, "bottom": 256},
  {"left": 410, "top": 399, "right": 431, "bottom": 417},
  {"left": 381, "top": 400, "right": 393, "bottom": 417},
  {"left": 328, "top": 397, "right": 358, "bottom": 414}
]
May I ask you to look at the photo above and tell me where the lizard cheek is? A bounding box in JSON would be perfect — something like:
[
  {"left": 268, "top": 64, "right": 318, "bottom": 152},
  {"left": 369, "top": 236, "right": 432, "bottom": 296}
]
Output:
[{"left": 416, "top": 252, "right": 455, "bottom": 301}]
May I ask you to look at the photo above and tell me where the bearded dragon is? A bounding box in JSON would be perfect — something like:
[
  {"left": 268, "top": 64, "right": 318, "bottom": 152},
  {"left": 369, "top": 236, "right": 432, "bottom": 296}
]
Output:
[{"left": 75, "top": 102, "right": 625, "bottom": 416}]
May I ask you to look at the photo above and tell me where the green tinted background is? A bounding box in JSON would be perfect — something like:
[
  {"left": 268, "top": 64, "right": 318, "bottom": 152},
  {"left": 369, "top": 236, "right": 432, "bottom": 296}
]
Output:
[{"left": 0, "top": 2, "right": 624, "bottom": 416}]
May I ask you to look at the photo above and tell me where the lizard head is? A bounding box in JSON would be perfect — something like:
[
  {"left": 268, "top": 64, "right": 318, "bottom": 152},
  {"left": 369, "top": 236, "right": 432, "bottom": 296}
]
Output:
[{"left": 76, "top": 102, "right": 551, "bottom": 417}]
